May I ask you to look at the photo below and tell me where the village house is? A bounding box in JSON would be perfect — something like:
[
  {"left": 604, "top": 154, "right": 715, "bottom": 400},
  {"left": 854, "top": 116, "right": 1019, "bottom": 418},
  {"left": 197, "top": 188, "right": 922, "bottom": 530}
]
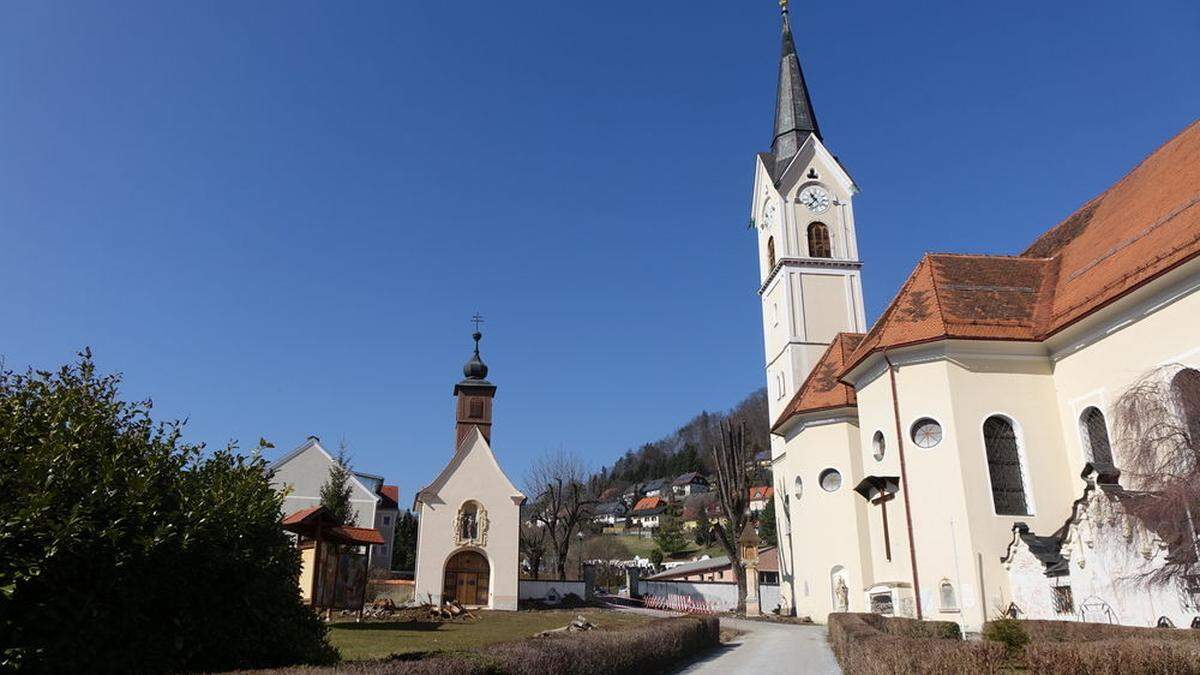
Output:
[
  {"left": 268, "top": 437, "right": 398, "bottom": 571},
  {"left": 642, "top": 478, "right": 670, "bottom": 499},
  {"left": 629, "top": 495, "right": 668, "bottom": 529},
  {"left": 748, "top": 485, "right": 774, "bottom": 515},
  {"left": 671, "top": 472, "right": 710, "bottom": 497},
  {"left": 752, "top": 0, "right": 1200, "bottom": 631},
  {"left": 592, "top": 501, "right": 627, "bottom": 527}
]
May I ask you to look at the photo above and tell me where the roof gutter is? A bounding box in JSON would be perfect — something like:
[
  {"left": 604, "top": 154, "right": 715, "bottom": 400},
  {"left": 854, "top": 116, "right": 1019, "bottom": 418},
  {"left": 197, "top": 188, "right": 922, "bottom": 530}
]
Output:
[{"left": 884, "top": 351, "right": 923, "bottom": 620}]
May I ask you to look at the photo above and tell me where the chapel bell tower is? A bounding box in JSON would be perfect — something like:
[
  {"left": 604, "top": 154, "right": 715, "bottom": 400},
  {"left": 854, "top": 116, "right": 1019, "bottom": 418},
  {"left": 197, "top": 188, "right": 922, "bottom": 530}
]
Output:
[
  {"left": 454, "top": 329, "right": 496, "bottom": 447},
  {"left": 754, "top": 0, "right": 867, "bottom": 424}
]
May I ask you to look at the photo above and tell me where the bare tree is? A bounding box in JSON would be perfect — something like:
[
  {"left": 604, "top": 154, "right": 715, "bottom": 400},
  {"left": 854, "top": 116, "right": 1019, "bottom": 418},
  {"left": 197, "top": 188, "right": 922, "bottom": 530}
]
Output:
[
  {"left": 525, "top": 449, "right": 597, "bottom": 581},
  {"left": 518, "top": 506, "right": 549, "bottom": 580},
  {"left": 710, "top": 421, "right": 752, "bottom": 612},
  {"left": 1111, "top": 366, "right": 1200, "bottom": 588}
]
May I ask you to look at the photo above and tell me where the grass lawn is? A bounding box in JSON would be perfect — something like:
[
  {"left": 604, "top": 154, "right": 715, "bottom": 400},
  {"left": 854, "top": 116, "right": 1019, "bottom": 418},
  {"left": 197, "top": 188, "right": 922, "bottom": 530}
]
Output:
[
  {"left": 329, "top": 608, "right": 653, "bottom": 661},
  {"left": 600, "top": 532, "right": 724, "bottom": 561}
]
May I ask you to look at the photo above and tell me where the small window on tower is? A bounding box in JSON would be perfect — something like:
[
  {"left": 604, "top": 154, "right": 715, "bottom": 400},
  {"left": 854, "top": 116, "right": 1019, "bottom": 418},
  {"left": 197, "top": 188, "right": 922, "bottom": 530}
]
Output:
[
  {"left": 767, "top": 236, "right": 777, "bottom": 270},
  {"left": 808, "top": 223, "right": 832, "bottom": 258}
]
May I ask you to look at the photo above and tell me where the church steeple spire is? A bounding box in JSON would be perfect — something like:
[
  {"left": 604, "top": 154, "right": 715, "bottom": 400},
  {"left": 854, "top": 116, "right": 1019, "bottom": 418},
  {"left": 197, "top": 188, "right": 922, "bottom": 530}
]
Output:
[{"left": 771, "top": 0, "right": 822, "bottom": 172}]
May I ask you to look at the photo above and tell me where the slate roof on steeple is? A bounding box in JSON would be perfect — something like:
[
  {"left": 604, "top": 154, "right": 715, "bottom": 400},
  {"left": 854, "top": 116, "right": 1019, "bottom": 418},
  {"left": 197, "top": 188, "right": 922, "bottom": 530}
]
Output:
[{"left": 768, "top": 4, "right": 822, "bottom": 180}]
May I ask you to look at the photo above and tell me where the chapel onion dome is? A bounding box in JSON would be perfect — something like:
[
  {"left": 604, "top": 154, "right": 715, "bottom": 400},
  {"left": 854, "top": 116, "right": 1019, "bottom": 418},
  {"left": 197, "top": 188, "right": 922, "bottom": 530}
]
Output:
[{"left": 462, "top": 331, "right": 489, "bottom": 380}]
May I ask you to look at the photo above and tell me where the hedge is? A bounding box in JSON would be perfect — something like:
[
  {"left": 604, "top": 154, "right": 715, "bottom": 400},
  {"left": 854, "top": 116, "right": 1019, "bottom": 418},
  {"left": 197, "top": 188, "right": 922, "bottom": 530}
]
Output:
[
  {"left": 827, "top": 613, "right": 1004, "bottom": 675},
  {"left": 981, "top": 618, "right": 1200, "bottom": 674},
  {"left": 1025, "top": 639, "right": 1200, "bottom": 674},
  {"left": 986, "top": 618, "right": 1200, "bottom": 644},
  {"left": 244, "top": 615, "right": 720, "bottom": 675}
]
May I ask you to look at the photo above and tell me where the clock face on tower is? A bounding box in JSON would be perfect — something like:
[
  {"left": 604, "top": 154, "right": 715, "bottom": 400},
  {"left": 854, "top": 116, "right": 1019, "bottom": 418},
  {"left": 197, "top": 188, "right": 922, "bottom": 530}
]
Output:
[
  {"left": 799, "top": 186, "right": 831, "bottom": 214},
  {"left": 761, "top": 200, "right": 777, "bottom": 229}
]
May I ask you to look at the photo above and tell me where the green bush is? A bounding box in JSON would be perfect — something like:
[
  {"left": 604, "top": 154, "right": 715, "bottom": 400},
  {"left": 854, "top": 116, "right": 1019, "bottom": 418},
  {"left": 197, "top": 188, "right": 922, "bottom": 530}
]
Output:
[
  {"left": 983, "top": 617, "right": 1030, "bottom": 653},
  {"left": 0, "top": 352, "right": 336, "bottom": 672},
  {"left": 827, "top": 613, "right": 1004, "bottom": 675}
]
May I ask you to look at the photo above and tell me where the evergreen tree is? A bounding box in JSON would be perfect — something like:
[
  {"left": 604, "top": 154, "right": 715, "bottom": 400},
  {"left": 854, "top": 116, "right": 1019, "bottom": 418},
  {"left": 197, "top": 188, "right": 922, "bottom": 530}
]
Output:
[
  {"left": 694, "top": 506, "right": 712, "bottom": 547},
  {"left": 391, "top": 510, "right": 418, "bottom": 571},
  {"left": 653, "top": 500, "right": 689, "bottom": 557},
  {"left": 758, "top": 498, "right": 778, "bottom": 547},
  {"left": 319, "top": 440, "right": 357, "bottom": 526}
]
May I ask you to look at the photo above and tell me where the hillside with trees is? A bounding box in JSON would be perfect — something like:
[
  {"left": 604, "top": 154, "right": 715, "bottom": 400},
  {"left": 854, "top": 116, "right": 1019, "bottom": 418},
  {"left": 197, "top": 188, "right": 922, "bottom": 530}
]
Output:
[{"left": 587, "top": 388, "right": 769, "bottom": 494}]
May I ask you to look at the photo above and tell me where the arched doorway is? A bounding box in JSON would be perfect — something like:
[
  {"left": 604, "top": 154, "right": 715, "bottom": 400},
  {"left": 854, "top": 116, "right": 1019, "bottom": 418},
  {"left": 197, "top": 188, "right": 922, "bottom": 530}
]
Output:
[{"left": 443, "top": 550, "right": 490, "bottom": 606}]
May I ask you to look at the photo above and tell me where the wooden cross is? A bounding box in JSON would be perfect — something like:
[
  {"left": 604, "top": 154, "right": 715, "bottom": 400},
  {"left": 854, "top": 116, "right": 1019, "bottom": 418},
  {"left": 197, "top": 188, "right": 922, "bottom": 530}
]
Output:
[{"left": 872, "top": 491, "right": 895, "bottom": 562}]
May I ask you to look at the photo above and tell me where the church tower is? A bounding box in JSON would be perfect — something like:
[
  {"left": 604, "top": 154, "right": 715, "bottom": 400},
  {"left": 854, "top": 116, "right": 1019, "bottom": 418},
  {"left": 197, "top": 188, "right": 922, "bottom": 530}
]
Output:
[
  {"left": 454, "top": 330, "right": 496, "bottom": 447},
  {"left": 754, "top": 0, "right": 867, "bottom": 423}
]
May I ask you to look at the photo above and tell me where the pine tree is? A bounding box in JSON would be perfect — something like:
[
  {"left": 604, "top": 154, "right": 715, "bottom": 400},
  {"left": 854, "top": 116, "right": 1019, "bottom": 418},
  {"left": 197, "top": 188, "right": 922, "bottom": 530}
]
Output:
[
  {"left": 319, "top": 440, "right": 357, "bottom": 526},
  {"left": 758, "top": 498, "right": 778, "bottom": 547},
  {"left": 653, "top": 500, "right": 689, "bottom": 556},
  {"left": 391, "top": 510, "right": 418, "bottom": 571}
]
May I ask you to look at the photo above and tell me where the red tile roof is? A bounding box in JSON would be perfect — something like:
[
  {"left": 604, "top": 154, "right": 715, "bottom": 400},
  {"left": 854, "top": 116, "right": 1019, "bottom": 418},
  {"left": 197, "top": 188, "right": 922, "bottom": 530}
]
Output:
[
  {"left": 748, "top": 486, "right": 774, "bottom": 501},
  {"left": 281, "top": 506, "right": 323, "bottom": 526},
  {"left": 773, "top": 333, "right": 864, "bottom": 431},
  {"left": 328, "top": 526, "right": 386, "bottom": 546},
  {"left": 378, "top": 485, "right": 400, "bottom": 510},
  {"left": 632, "top": 496, "right": 666, "bottom": 513},
  {"left": 841, "top": 119, "right": 1200, "bottom": 377}
]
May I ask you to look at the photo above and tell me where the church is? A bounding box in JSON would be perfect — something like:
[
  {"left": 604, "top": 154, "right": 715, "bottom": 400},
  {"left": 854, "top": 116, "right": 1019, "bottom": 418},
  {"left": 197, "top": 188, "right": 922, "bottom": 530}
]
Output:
[
  {"left": 755, "top": 3, "right": 1200, "bottom": 630},
  {"left": 412, "top": 330, "right": 525, "bottom": 610}
]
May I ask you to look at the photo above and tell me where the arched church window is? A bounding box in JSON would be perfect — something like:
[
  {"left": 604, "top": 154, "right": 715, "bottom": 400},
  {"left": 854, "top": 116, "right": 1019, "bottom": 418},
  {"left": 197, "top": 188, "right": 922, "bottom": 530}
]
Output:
[
  {"left": 807, "top": 222, "right": 832, "bottom": 258},
  {"left": 767, "top": 236, "right": 776, "bottom": 270},
  {"left": 983, "top": 415, "right": 1031, "bottom": 516},
  {"left": 1079, "top": 407, "right": 1115, "bottom": 467},
  {"left": 939, "top": 580, "right": 957, "bottom": 611},
  {"left": 1172, "top": 368, "right": 1200, "bottom": 445},
  {"left": 1157, "top": 616, "right": 1175, "bottom": 628}
]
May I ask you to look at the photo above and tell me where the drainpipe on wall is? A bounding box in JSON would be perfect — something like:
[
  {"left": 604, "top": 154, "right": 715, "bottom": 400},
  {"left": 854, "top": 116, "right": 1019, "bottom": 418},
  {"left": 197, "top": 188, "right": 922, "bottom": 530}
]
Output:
[{"left": 884, "top": 351, "right": 923, "bottom": 620}]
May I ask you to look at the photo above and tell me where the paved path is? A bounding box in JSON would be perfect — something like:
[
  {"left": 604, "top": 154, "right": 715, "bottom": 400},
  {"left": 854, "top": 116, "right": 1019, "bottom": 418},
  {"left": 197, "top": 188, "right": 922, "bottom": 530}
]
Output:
[{"left": 605, "top": 602, "right": 840, "bottom": 674}]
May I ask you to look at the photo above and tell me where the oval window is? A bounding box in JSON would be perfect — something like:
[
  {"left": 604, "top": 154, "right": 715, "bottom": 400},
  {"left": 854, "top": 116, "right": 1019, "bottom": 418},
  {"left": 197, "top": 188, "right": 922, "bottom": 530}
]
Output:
[
  {"left": 819, "top": 468, "right": 842, "bottom": 492},
  {"left": 872, "top": 430, "right": 886, "bottom": 461},
  {"left": 911, "top": 418, "right": 943, "bottom": 449},
  {"left": 794, "top": 476, "right": 803, "bottom": 500}
]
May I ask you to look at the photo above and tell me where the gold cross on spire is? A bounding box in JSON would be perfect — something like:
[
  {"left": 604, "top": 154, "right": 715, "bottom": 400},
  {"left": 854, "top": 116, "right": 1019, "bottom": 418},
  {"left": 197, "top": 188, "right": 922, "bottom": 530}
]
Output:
[{"left": 779, "top": 0, "right": 789, "bottom": 13}]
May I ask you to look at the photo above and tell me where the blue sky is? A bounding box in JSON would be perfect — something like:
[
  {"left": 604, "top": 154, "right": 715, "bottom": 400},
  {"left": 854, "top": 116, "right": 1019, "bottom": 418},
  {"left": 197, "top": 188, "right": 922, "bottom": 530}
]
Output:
[{"left": 2, "top": 1, "right": 1197, "bottom": 503}]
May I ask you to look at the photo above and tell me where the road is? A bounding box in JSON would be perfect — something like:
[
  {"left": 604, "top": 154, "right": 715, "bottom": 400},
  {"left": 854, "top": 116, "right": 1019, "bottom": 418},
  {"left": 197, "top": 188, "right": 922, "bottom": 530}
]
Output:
[
  {"left": 605, "top": 602, "right": 840, "bottom": 674},
  {"left": 674, "top": 615, "right": 840, "bottom": 675}
]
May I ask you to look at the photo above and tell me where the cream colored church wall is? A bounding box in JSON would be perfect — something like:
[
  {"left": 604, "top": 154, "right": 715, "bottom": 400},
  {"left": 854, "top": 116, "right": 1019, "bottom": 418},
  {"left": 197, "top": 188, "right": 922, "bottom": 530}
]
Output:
[
  {"left": 1047, "top": 263, "right": 1200, "bottom": 481},
  {"left": 939, "top": 355, "right": 1074, "bottom": 628},
  {"left": 414, "top": 439, "right": 521, "bottom": 610},
  {"left": 776, "top": 418, "right": 873, "bottom": 621},
  {"left": 850, "top": 354, "right": 1075, "bottom": 630}
]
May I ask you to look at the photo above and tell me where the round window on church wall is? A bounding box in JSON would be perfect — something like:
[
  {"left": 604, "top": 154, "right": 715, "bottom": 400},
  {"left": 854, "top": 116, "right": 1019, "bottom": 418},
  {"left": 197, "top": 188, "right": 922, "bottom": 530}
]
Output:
[
  {"left": 911, "top": 418, "right": 943, "bottom": 449},
  {"left": 819, "top": 469, "right": 842, "bottom": 492},
  {"left": 872, "top": 431, "right": 886, "bottom": 461}
]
